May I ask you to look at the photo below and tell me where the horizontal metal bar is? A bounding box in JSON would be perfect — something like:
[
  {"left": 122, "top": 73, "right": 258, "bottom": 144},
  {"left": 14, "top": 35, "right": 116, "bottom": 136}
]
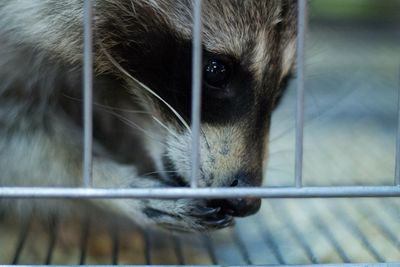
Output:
[
  {"left": 1, "top": 264, "right": 400, "bottom": 267},
  {"left": 0, "top": 186, "right": 399, "bottom": 199}
]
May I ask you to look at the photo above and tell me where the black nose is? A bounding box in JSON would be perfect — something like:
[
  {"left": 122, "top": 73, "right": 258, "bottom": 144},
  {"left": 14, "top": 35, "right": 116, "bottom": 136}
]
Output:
[
  {"left": 210, "top": 172, "right": 262, "bottom": 217},
  {"left": 211, "top": 198, "right": 261, "bottom": 217}
]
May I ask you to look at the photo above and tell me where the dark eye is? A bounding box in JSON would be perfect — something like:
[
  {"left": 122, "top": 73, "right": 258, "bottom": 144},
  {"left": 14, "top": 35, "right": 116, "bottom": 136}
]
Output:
[{"left": 203, "top": 59, "right": 230, "bottom": 88}]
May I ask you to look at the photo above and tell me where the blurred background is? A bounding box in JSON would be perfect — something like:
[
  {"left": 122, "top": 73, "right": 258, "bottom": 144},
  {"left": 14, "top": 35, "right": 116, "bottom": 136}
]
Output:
[
  {"left": 267, "top": 0, "right": 400, "bottom": 186},
  {"left": 311, "top": 0, "right": 400, "bottom": 22}
]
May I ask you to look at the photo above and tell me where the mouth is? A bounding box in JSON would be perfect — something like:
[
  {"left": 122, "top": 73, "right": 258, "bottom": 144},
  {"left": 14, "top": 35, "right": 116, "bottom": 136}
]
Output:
[{"left": 161, "top": 155, "right": 261, "bottom": 220}]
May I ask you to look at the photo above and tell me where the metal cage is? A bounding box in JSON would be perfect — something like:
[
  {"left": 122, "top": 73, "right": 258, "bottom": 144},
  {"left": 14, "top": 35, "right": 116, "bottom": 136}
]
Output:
[{"left": 0, "top": 0, "right": 399, "bottom": 266}]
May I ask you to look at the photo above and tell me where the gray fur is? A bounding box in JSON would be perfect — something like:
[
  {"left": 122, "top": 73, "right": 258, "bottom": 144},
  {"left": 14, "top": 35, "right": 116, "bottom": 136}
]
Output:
[{"left": 0, "top": 0, "right": 297, "bottom": 232}]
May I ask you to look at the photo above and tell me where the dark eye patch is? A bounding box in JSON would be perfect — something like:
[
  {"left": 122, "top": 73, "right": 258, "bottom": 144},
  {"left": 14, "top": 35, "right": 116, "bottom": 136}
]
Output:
[{"left": 114, "top": 31, "right": 255, "bottom": 126}]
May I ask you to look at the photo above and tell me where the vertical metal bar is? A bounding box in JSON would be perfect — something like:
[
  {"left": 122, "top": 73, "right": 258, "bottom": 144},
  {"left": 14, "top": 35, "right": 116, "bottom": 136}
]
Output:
[
  {"left": 172, "top": 235, "right": 185, "bottom": 265},
  {"left": 309, "top": 207, "right": 351, "bottom": 263},
  {"left": 355, "top": 201, "right": 400, "bottom": 249},
  {"left": 395, "top": 67, "right": 400, "bottom": 186},
  {"left": 79, "top": 217, "right": 90, "bottom": 265},
  {"left": 333, "top": 203, "right": 385, "bottom": 262},
  {"left": 202, "top": 235, "right": 218, "bottom": 265},
  {"left": 11, "top": 218, "right": 32, "bottom": 265},
  {"left": 190, "top": 0, "right": 203, "bottom": 188},
  {"left": 294, "top": 0, "right": 307, "bottom": 188},
  {"left": 232, "top": 228, "right": 252, "bottom": 265},
  {"left": 271, "top": 202, "right": 319, "bottom": 264},
  {"left": 144, "top": 230, "right": 152, "bottom": 265},
  {"left": 83, "top": 0, "right": 93, "bottom": 187},
  {"left": 111, "top": 225, "right": 119, "bottom": 265},
  {"left": 44, "top": 215, "right": 59, "bottom": 265},
  {"left": 315, "top": 221, "right": 351, "bottom": 263},
  {"left": 256, "top": 216, "right": 286, "bottom": 264}
]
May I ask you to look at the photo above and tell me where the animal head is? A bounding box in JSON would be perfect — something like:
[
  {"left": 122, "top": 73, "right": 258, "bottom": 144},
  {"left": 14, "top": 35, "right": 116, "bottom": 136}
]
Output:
[
  {"left": 3, "top": 0, "right": 296, "bottom": 217},
  {"left": 97, "top": 0, "right": 298, "bottom": 216}
]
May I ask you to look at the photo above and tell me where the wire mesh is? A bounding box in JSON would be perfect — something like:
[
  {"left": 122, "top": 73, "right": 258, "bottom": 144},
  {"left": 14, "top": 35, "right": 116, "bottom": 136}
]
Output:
[{"left": 0, "top": 1, "right": 399, "bottom": 266}]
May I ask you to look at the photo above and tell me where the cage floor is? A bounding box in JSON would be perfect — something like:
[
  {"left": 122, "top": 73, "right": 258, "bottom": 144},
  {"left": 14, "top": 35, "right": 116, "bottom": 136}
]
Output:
[{"left": 0, "top": 198, "right": 399, "bottom": 265}]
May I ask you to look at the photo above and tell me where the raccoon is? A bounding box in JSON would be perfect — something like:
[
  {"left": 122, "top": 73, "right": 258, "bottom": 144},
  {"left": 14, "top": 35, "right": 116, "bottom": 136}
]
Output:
[{"left": 0, "top": 0, "right": 297, "bottom": 232}]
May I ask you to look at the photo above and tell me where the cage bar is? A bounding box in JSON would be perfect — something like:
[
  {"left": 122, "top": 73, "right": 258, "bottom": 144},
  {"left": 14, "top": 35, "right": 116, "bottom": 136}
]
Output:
[
  {"left": 143, "top": 230, "right": 152, "bottom": 265},
  {"left": 79, "top": 217, "right": 90, "bottom": 265},
  {"left": 294, "top": 0, "right": 307, "bottom": 188},
  {"left": 395, "top": 68, "right": 400, "bottom": 186},
  {"left": 203, "top": 236, "right": 218, "bottom": 265},
  {"left": 2, "top": 264, "right": 399, "bottom": 267},
  {"left": 311, "top": 217, "right": 351, "bottom": 263},
  {"left": 256, "top": 216, "right": 286, "bottom": 264},
  {"left": 4, "top": 210, "right": 398, "bottom": 266},
  {"left": 332, "top": 207, "right": 385, "bottom": 262},
  {"left": 0, "top": 186, "right": 399, "bottom": 199},
  {"left": 232, "top": 228, "right": 252, "bottom": 265},
  {"left": 11, "top": 218, "right": 31, "bottom": 265},
  {"left": 111, "top": 226, "right": 119, "bottom": 265},
  {"left": 82, "top": 0, "right": 94, "bottom": 187},
  {"left": 190, "top": 0, "right": 203, "bottom": 188},
  {"left": 172, "top": 236, "right": 185, "bottom": 265},
  {"left": 271, "top": 202, "right": 319, "bottom": 264},
  {"left": 44, "top": 215, "right": 59, "bottom": 265}
]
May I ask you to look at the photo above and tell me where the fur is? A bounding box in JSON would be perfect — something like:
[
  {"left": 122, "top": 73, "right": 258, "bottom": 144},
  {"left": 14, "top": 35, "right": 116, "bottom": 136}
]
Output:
[{"left": 0, "top": 0, "right": 297, "bottom": 232}]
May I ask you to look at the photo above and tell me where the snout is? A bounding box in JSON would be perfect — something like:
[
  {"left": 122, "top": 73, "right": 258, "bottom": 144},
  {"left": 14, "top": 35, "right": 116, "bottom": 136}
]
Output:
[
  {"left": 211, "top": 198, "right": 261, "bottom": 217},
  {"left": 209, "top": 171, "right": 262, "bottom": 217}
]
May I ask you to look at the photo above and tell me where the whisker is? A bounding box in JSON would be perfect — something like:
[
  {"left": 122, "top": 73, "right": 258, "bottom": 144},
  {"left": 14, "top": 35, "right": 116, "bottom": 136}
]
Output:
[
  {"left": 64, "top": 93, "right": 185, "bottom": 152},
  {"left": 107, "top": 110, "right": 183, "bottom": 151},
  {"left": 106, "top": 110, "right": 164, "bottom": 143},
  {"left": 152, "top": 116, "right": 180, "bottom": 139},
  {"left": 62, "top": 94, "right": 150, "bottom": 114},
  {"left": 62, "top": 93, "right": 187, "bottom": 152},
  {"left": 200, "top": 127, "right": 211, "bottom": 150},
  {"left": 101, "top": 47, "right": 191, "bottom": 132}
]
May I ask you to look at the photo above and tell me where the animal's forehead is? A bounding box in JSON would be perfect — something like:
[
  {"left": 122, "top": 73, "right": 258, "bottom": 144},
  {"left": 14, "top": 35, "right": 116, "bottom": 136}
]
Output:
[{"left": 163, "top": 0, "right": 282, "bottom": 57}]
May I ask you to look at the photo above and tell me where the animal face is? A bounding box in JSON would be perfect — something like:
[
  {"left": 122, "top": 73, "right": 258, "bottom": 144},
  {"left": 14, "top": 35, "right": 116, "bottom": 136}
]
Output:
[{"left": 96, "top": 0, "right": 297, "bottom": 216}]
